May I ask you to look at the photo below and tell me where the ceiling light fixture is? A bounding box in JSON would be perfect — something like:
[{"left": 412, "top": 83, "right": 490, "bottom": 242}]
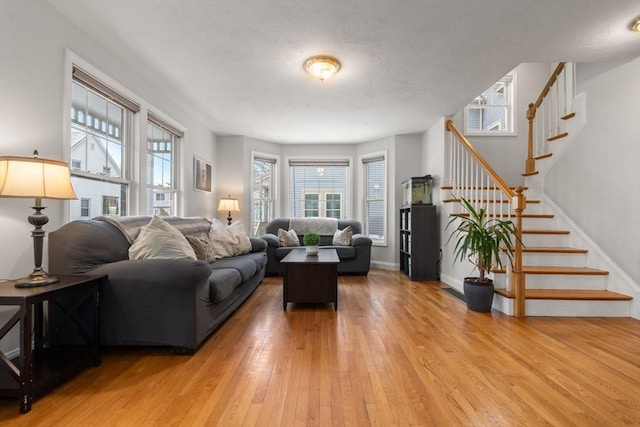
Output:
[
  {"left": 633, "top": 16, "right": 640, "bottom": 32},
  {"left": 303, "top": 55, "right": 341, "bottom": 81}
]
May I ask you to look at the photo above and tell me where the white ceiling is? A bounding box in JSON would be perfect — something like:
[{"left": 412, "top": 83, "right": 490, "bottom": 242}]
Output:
[{"left": 48, "top": 0, "right": 640, "bottom": 143}]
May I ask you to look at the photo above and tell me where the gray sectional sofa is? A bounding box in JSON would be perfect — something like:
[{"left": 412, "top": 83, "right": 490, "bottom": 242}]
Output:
[
  {"left": 48, "top": 216, "right": 266, "bottom": 354},
  {"left": 262, "top": 218, "right": 372, "bottom": 276}
]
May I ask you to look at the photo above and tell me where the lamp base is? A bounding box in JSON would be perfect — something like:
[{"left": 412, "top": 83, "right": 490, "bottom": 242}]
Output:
[{"left": 14, "top": 273, "right": 60, "bottom": 288}]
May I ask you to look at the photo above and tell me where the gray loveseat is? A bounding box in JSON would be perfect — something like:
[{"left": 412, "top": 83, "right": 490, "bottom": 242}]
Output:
[
  {"left": 262, "top": 218, "right": 372, "bottom": 276},
  {"left": 48, "top": 216, "right": 267, "bottom": 354}
]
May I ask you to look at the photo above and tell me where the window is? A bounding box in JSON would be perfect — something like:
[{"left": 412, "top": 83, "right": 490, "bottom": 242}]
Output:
[
  {"left": 288, "top": 159, "right": 350, "bottom": 219},
  {"left": 80, "top": 198, "right": 90, "bottom": 217},
  {"left": 69, "top": 66, "right": 138, "bottom": 220},
  {"left": 252, "top": 154, "right": 277, "bottom": 237},
  {"left": 146, "top": 113, "right": 182, "bottom": 216},
  {"left": 362, "top": 153, "right": 386, "bottom": 244},
  {"left": 463, "top": 74, "right": 516, "bottom": 136}
]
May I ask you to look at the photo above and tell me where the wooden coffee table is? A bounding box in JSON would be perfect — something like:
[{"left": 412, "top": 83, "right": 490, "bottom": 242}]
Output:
[{"left": 281, "top": 248, "right": 340, "bottom": 310}]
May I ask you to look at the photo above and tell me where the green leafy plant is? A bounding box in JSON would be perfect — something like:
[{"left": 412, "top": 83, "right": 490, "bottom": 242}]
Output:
[
  {"left": 446, "top": 197, "right": 518, "bottom": 283},
  {"left": 303, "top": 232, "right": 320, "bottom": 246}
]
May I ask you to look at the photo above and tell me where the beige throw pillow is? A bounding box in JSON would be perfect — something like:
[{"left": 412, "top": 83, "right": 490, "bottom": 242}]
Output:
[
  {"left": 186, "top": 235, "right": 216, "bottom": 262},
  {"left": 332, "top": 226, "right": 353, "bottom": 246},
  {"left": 278, "top": 228, "right": 300, "bottom": 247},
  {"left": 128, "top": 216, "right": 197, "bottom": 260},
  {"left": 208, "top": 219, "right": 237, "bottom": 259},
  {"left": 228, "top": 221, "right": 252, "bottom": 254}
]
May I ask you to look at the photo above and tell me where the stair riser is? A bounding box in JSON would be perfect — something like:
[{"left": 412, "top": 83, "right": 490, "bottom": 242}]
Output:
[
  {"left": 492, "top": 273, "right": 607, "bottom": 290},
  {"left": 522, "top": 234, "right": 569, "bottom": 247},
  {"left": 493, "top": 294, "right": 631, "bottom": 317},
  {"left": 522, "top": 253, "right": 587, "bottom": 267},
  {"left": 525, "top": 299, "right": 631, "bottom": 317}
]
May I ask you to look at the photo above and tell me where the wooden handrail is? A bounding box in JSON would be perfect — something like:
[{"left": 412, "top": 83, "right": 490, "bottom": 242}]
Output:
[
  {"left": 445, "top": 120, "right": 515, "bottom": 198},
  {"left": 532, "top": 62, "right": 565, "bottom": 111},
  {"left": 445, "top": 119, "right": 526, "bottom": 317},
  {"left": 526, "top": 62, "right": 566, "bottom": 174}
]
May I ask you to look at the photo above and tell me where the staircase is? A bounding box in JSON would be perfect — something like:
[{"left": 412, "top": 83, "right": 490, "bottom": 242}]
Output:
[{"left": 442, "top": 62, "right": 635, "bottom": 317}]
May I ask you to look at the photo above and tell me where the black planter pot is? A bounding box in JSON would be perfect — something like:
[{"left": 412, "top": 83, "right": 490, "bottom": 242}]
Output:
[{"left": 463, "top": 277, "right": 494, "bottom": 312}]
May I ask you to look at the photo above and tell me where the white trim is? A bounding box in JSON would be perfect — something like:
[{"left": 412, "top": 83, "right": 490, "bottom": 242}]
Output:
[
  {"left": 463, "top": 72, "right": 517, "bottom": 137},
  {"left": 250, "top": 150, "right": 280, "bottom": 236}
]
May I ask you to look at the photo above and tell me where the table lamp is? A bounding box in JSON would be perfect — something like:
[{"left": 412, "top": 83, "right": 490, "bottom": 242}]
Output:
[
  {"left": 217, "top": 195, "right": 239, "bottom": 225},
  {"left": 0, "top": 150, "right": 77, "bottom": 287}
]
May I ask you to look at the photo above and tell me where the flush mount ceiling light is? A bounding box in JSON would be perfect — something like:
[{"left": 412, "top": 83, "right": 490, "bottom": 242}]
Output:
[
  {"left": 633, "top": 16, "right": 640, "bottom": 32},
  {"left": 303, "top": 55, "right": 341, "bottom": 81}
]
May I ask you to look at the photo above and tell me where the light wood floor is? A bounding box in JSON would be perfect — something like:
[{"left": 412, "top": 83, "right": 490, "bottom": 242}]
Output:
[{"left": 1, "top": 269, "right": 638, "bottom": 426}]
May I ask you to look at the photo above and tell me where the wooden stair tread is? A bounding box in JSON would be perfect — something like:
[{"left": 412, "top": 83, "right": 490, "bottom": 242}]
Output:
[
  {"left": 493, "top": 266, "right": 609, "bottom": 275},
  {"left": 495, "top": 289, "right": 631, "bottom": 301},
  {"left": 523, "top": 229, "right": 569, "bottom": 235},
  {"left": 547, "top": 132, "right": 568, "bottom": 142},
  {"left": 442, "top": 198, "right": 540, "bottom": 204},
  {"left": 534, "top": 153, "right": 552, "bottom": 161},
  {"left": 561, "top": 112, "right": 576, "bottom": 120},
  {"left": 441, "top": 186, "right": 528, "bottom": 191},
  {"left": 455, "top": 213, "right": 553, "bottom": 219},
  {"left": 521, "top": 246, "right": 588, "bottom": 254},
  {"left": 522, "top": 171, "right": 539, "bottom": 177}
]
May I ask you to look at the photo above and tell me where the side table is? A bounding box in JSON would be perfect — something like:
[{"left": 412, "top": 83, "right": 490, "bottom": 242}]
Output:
[{"left": 0, "top": 274, "right": 105, "bottom": 413}]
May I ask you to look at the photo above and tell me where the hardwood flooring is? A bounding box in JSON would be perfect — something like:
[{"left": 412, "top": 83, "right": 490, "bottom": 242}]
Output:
[{"left": 0, "top": 269, "right": 638, "bottom": 426}]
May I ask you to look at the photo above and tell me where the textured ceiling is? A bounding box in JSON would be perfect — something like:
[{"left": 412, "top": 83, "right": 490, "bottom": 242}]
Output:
[{"left": 48, "top": 0, "right": 640, "bottom": 143}]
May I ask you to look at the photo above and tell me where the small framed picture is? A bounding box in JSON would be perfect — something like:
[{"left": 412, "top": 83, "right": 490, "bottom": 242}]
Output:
[{"left": 194, "top": 157, "right": 212, "bottom": 192}]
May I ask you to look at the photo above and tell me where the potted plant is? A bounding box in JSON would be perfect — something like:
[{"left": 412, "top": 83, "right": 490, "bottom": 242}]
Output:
[
  {"left": 446, "top": 197, "right": 517, "bottom": 312},
  {"left": 303, "top": 232, "right": 321, "bottom": 256}
]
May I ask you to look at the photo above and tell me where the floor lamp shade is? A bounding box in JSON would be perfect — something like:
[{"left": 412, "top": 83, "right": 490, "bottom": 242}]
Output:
[{"left": 0, "top": 151, "right": 77, "bottom": 287}]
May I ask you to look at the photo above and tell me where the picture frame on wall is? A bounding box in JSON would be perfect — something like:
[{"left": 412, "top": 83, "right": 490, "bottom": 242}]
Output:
[{"left": 194, "top": 156, "right": 212, "bottom": 192}]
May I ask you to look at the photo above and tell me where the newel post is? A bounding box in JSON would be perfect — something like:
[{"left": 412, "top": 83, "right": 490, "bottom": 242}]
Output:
[
  {"left": 512, "top": 187, "right": 526, "bottom": 317},
  {"left": 526, "top": 103, "right": 536, "bottom": 175}
]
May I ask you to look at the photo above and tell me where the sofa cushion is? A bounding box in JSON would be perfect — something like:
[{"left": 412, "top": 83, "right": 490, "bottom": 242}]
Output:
[
  {"left": 208, "top": 268, "right": 241, "bottom": 302},
  {"left": 332, "top": 225, "right": 353, "bottom": 246},
  {"left": 128, "top": 216, "right": 197, "bottom": 260},
  {"left": 211, "top": 256, "right": 258, "bottom": 282},
  {"left": 243, "top": 252, "right": 268, "bottom": 271},
  {"left": 278, "top": 228, "right": 300, "bottom": 247}
]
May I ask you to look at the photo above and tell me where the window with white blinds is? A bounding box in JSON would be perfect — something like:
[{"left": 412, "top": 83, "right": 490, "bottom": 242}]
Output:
[
  {"left": 363, "top": 153, "right": 386, "bottom": 244},
  {"left": 288, "top": 159, "right": 350, "bottom": 219}
]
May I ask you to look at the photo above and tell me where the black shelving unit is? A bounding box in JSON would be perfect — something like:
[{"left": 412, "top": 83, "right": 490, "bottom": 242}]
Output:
[{"left": 400, "top": 204, "right": 438, "bottom": 280}]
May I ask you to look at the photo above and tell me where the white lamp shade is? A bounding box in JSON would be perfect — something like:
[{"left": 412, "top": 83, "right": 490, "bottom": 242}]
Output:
[
  {"left": 218, "top": 197, "right": 239, "bottom": 212},
  {"left": 0, "top": 155, "right": 77, "bottom": 200}
]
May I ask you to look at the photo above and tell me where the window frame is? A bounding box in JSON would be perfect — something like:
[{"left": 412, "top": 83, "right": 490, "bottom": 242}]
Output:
[
  {"left": 360, "top": 151, "right": 387, "bottom": 246},
  {"left": 251, "top": 151, "right": 279, "bottom": 237},
  {"left": 286, "top": 157, "right": 352, "bottom": 220},
  {"left": 463, "top": 73, "right": 517, "bottom": 137},
  {"left": 63, "top": 50, "right": 185, "bottom": 220}
]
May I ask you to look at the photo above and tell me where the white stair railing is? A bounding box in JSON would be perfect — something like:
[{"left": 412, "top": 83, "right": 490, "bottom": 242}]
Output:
[{"left": 445, "top": 120, "right": 527, "bottom": 317}]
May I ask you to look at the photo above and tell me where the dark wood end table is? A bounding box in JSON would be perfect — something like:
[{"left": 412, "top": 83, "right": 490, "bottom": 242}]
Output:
[
  {"left": 281, "top": 248, "right": 340, "bottom": 310},
  {"left": 0, "top": 274, "right": 105, "bottom": 413}
]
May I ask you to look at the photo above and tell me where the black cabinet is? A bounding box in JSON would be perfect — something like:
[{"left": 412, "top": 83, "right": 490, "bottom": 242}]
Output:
[{"left": 400, "top": 204, "right": 438, "bottom": 280}]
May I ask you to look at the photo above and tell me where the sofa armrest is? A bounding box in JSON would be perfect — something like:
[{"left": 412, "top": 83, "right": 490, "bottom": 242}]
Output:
[
  {"left": 250, "top": 237, "right": 268, "bottom": 252},
  {"left": 261, "top": 233, "right": 280, "bottom": 248},
  {"left": 351, "top": 234, "right": 373, "bottom": 247}
]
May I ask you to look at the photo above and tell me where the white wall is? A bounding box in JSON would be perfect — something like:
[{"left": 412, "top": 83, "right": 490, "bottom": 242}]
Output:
[
  {"left": 0, "top": 1, "right": 216, "bottom": 353},
  {"left": 546, "top": 58, "right": 640, "bottom": 285}
]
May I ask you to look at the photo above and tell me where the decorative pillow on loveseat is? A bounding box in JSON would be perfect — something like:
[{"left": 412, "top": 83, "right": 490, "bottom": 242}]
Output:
[
  {"left": 186, "top": 235, "right": 216, "bottom": 262},
  {"left": 332, "top": 225, "right": 353, "bottom": 246},
  {"left": 129, "top": 215, "right": 197, "bottom": 260},
  {"left": 278, "top": 228, "right": 300, "bottom": 247}
]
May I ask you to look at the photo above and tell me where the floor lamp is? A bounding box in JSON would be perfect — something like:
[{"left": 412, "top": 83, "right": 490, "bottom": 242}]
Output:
[{"left": 0, "top": 151, "right": 77, "bottom": 287}]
